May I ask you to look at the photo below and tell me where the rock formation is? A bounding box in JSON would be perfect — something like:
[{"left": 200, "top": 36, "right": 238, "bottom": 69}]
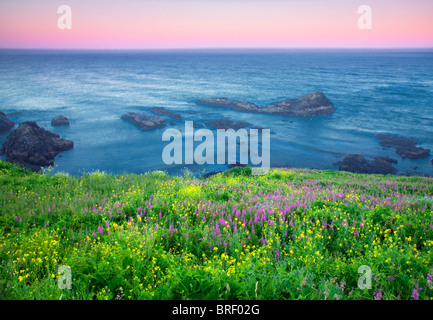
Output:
[
  {"left": 51, "top": 115, "right": 70, "bottom": 126},
  {"left": 334, "top": 154, "right": 397, "bottom": 175},
  {"left": 1, "top": 121, "right": 74, "bottom": 171},
  {"left": 375, "top": 134, "right": 430, "bottom": 160},
  {"left": 0, "top": 112, "right": 16, "bottom": 132},
  {"left": 197, "top": 92, "right": 335, "bottom": 117},
  {"left": 149, "top": 107, "right": 182, "bottom": 120},
  {"left": 121, "top": 113, "right": 166, "bottom": 131}
]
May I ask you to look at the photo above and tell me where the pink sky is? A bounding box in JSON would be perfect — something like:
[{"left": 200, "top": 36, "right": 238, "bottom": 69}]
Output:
[{"left": 0, "top": 0, "right": 432, "bottom": 49}]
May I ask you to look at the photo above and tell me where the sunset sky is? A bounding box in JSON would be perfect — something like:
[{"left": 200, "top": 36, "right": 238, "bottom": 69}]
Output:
[{"left": 0, "top": 0, "right": 432, "bottom": 49}]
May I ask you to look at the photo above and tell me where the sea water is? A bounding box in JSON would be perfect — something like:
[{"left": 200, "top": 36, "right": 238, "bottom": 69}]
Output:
[{"left": 0, "top": 49, "right": 432, "bottom": 176}]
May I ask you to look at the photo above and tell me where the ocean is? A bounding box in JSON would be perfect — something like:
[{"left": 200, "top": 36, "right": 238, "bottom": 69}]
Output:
[{"left": 0, "top": 49, "right": 432, "bottom": 176}]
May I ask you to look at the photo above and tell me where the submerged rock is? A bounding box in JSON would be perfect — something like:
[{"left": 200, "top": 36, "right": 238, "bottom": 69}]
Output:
[
  {"left": 51, "top": 115, "right": 70, "bottom": 126},
  {"left": 1, "top": 121, "right": 74, "bottom": 171},
  {"left": 334, "top": 154, "right": 397, "bottom": 175},
  {"left": 193, "top": 123, "right": 204, "bottom": 129},
  {"left": 121, "top": 113, "right": 166, "bottom": 131},
  {"left": 197, "top": 92, "right": 335, "bottom": 117},
  {"left": 375, "top": 134, "right": 430, "bottom": 160},
  {"left": 149, "top": 107, "right": 182, "bottom": 120},
  {"left": 0, "top": 112, "right": 16, "bottom": 132},
  {"left": 205, "top": 119, "right": 250, "bottom": 129},
  {"left": 395, "top": 146, "right": 430, "bottom": 160}
]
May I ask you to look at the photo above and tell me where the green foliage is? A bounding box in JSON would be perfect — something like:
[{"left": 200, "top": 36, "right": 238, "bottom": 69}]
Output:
[
  {"left": 0, "top": 160, "right": 432, "bottom": 300},
  {"left": 223, "top": 166, "right": 252, "bottom": 177}
]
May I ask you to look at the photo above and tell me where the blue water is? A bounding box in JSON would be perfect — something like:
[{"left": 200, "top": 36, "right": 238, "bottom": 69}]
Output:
[{"left": 0, "top": 49, "right": 432, "bottom": 176}]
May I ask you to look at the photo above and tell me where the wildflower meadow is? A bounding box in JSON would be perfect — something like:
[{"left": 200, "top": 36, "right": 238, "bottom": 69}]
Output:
[{"left": 0, "top": 160, "right": 432, "bottom": 300}]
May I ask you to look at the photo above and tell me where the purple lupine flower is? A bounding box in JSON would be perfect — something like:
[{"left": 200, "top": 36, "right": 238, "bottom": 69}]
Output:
[
  {"left": 411, "top": 288, "right": 421, "bottom": 300},
  {"left": 374, "top": 292, "right": 383, "bottom": 300},
  {"left": 219, "top": 218, "right": 227, "bottom": 226},
  {"left": 98, "top": 226, "right": 103, "bottom": 234}
]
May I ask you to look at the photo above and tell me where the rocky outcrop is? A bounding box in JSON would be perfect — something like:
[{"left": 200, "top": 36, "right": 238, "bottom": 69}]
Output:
[
  {"left": 121, "top": 113, "right": 166, "bottom": 131},
  {"left": 375, "top": 134, "right": 430, "bottom": 160},
  {"left": 197, "top": 92, "right": 335, "bottom": 117},
  {"left": 334, "top": 154, "right": 397, "bottom": 175},
  {"left": 205, "top": 119, "right": 250, "bottom": 129},
  {"left": 201, "top": 171, "right": 222, "bottom": 179},
  {"left": 149, "top": 107, "right": 182, "bottom": 120},
  {"left": 0, "top": 112, "right": 16, "bottom": 132},
  {"left": 1, "top": 121, "right": 74, "bottom": 171},
  {"left": 228, "top": 162, "right": 247, "bottom": 168},
  {"left": 51, "top": 115, "right": 70, "bottom": 126}
]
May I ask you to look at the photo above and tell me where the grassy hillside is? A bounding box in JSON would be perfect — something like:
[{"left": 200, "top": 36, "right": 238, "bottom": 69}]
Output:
[{"left": 0, "top": 160, "right": 432, "bottom": 300}]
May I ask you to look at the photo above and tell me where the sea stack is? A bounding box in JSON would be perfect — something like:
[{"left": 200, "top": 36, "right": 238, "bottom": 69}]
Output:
[{"left": 1, "top": 121, "right": 74, "bottom": 172}]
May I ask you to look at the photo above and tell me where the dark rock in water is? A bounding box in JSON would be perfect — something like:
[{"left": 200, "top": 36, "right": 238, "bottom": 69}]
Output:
[
  {"left": 0, "top": 111, "right": 16, "bottom": 132},
  {"left": 375, "top": 156, "right": 398, "bottom": 164},
  {"left": 193, "top": 123, "right": 204, "bottom": 129},
  {"left": 334, "top": 154, "right": 397, "bottom": 175},
  {"left": 202, "top": 171, "right": 222, "bottom": 179},
  {"left": 375, "top": 134, "right": 430, "bottom": 160},
  {"left": 205, "top": 119, "right": 250, "bottom": 129},
  {"left": 6, "top": 112, "right": 22, "bottom": 117},
  {"left": 149, "top": 107, "right": 182, "bottom": 120},
  {"left": 250, "top": 127, "right": 276, "bottom": 134},
  {"left": 197, "top": 92, "right": 335, "bottom": 117},
  {"left": 395, "top": 146, "right": 430, "bottom": 160},
  {"left": 169, "top": 120, "right": 176, "bottom": 125},
  {"left": 51, "top": 115, "right": 70, "bottom": 126},
  {"left": 431, "top": 159, "right": 433, "bottom": 165},
  {"left": 121, "top": 113, "right": 166, "bottom": 131},
  {"left": 376, "top": 134, "right": 417, "bottom": 148},
  {"left": 1, "top": 121, "right": 74, "bottom": 170},
  {"left": 411, "top": 166, "right": 419, "bottom": 170},
  {"left": 228, "top": 162, "right": 247, "bottom": 168}
]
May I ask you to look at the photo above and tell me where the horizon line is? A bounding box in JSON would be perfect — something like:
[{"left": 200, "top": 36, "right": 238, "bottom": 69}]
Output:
[{"left": 1, "top": 46, "right": 433, "bottom": 51}]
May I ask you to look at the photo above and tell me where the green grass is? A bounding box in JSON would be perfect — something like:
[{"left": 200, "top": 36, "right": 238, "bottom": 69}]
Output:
[{"left": 0, "top": 160, "right": 432, "bottom": 300}]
